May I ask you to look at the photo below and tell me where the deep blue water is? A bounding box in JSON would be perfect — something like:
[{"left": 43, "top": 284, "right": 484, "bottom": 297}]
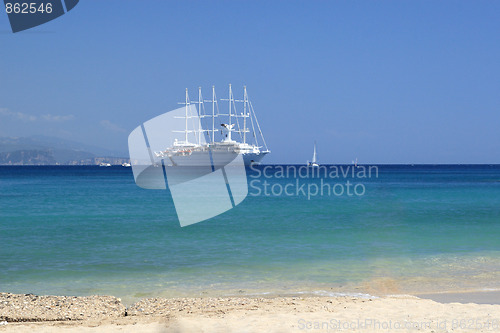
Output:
[{"left": 1, "top": 165, "right": 500, "bottom": 303}]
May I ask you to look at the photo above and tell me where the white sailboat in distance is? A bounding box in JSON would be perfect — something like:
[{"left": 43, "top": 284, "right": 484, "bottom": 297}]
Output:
[{"left": 308, "top": 141, "right": 319, "bottom": 167}]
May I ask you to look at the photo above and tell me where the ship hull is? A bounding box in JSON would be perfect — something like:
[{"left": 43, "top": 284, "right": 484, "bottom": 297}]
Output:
[
  {"left": 166, "top": 150, "right": 268, "bottom": 167},
  {"left": 242, "top": 152, "right": 268, "bottom": 165}
]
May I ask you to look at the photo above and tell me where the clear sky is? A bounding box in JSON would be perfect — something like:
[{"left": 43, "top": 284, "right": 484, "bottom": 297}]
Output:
[{"left": 0, "top": 0, "right": 499, "bottom": 164}]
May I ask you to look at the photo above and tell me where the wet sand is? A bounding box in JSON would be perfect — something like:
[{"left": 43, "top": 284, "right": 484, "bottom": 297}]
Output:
[{"left": 416, "top": 290, "right": 500, "bottom": 305}]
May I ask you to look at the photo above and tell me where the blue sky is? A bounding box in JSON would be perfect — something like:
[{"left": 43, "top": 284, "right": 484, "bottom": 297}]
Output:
[{"left": 0, "top": 0, "right": 499, "bottom": 163}]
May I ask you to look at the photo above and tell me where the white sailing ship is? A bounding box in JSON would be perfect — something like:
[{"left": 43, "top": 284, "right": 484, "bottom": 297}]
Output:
[
  {"left": 155, "top": 85, "right": 270, "bottom": 167},
  {"left": 308, "top": 141, "right": 319, "bottom": 167}
]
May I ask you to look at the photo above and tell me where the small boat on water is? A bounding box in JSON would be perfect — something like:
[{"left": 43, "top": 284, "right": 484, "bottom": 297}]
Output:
[
  {"left": 308, "top": 141, "right": 319, "bottom": 167},
  {"left": 99, "top": 162, "right": 111, "bottom": 167},
  {"left": 121, "top": 162, "right": 131, "bottom": 167}
]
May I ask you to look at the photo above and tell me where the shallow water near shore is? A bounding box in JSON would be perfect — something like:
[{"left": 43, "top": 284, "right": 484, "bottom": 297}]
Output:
[{"left": 1, "top": 165, "right": 500, "bottom": 304}]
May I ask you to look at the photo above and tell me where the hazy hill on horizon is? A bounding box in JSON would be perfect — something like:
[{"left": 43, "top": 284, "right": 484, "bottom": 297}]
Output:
[{"left": 0, "top": 135, "right": 128, "bottom": 165}]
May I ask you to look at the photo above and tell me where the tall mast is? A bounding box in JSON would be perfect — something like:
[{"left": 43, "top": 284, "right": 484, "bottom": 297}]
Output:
[
  {"left": 212, "top": 85, "right": 215, "bottom": 143},
  {"left": 185, "top": 88, "right": 189, "bottom": 143},
  {"left": 228, "top": 83, "right": 232, "bottom": 141},
  {"left": 243, "top": 86, "right": 247, "bottom": 144},
  {"left": 198, "top": 87, "right": 202, "bottom": 145}
]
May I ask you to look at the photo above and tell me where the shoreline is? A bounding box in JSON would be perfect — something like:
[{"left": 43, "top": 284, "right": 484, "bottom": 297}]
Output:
[{"left": 2, "top": 291, "right": 500, "bottom": 332}]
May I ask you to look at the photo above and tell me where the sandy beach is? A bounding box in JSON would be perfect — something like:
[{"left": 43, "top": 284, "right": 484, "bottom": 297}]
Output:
[{"left": 1, "top": 292, "right": 500, "bottom": 332}]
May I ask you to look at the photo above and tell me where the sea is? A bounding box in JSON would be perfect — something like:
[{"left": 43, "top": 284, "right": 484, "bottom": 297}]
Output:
[{"left": 1, "top": 165, "right": 500, "bottom": 304}]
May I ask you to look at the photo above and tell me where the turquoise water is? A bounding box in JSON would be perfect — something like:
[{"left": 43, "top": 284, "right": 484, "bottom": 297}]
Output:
[{"left": 1, "top": 165, "right": 500, "bottom": 303}]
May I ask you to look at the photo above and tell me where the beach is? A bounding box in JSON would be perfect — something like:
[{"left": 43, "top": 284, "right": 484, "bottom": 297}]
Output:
[{"left": 1, "top": 292, "right": 500, "bottom": 332}]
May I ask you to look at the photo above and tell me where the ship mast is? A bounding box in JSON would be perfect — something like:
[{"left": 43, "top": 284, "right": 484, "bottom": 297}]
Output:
[
  {"left": 212, "top": 85, "right": 215, "bottom": 143},
  {"left": 243, "top": 86, "right": 248, "bottom": 144},
  {"left": 198, "top": 87, "right": 203, "bottom": 145},
  {"left": 184, "top": 88, "right": 189, "bottom": 144}
]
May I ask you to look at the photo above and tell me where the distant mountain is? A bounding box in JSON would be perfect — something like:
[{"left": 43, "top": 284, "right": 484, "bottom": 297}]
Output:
[
  {"left": 0, "top": 136, "right": 128, "bottom": 165},
  {"left": 0, "top": 150, "right": 56, "bottom": 165},
  {"left": 0, "top": 135, "right": 125, "bottom": 156}
]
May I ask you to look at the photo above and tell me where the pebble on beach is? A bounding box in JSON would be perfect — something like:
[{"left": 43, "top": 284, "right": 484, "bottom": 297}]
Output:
[{"left": 0, "top": 293, "right": 126, "bottom": 322}]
